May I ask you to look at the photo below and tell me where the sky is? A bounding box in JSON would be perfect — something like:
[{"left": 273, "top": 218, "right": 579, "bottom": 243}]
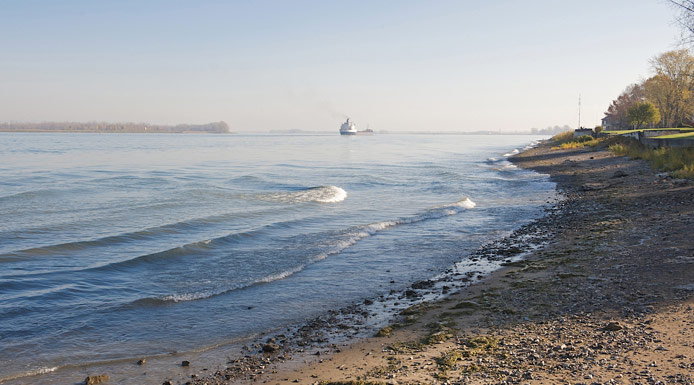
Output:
[{"left": 0, "top": 0, "right": 685, "bottom": 132}]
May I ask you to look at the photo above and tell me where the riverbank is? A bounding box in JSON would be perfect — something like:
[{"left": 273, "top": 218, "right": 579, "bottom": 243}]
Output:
[{"left": 175, "top": 140, "right": 694, "bottom": 385}]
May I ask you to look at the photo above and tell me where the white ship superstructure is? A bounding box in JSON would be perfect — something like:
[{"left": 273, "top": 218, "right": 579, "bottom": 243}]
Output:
[{"left": 339, "top": 118, "right": 357, "bottom": 135}]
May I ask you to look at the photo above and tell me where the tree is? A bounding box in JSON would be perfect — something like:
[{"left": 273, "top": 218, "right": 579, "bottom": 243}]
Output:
[
  {"left": 670, "top": 1, "right": 694, "bottom": 44},
  {"left": 627, "top": 102, "right": 661, "bottom": 129},
  {"left": 644, "top": 50, "right": 694, "bottom": 127},
  {"left": 604, "top": 83, "right": 645, "bottom": 129}
]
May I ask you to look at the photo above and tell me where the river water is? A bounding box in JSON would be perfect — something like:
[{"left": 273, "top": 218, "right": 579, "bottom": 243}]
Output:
[{"left": 0, "top": 133, "right": 554, "bottom": 383}]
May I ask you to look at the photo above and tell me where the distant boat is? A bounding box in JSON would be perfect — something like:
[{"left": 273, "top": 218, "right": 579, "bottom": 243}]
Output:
[
  {"left": 339, "top": 118, "right": 357, "bottom": 135},
  {"left": 339, "top": 118, "right": 373, "bottom": 135}
]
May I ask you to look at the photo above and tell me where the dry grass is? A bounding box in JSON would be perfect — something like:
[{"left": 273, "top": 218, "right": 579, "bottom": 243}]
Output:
[
  {"left": 609, "top": 138, "right": 694, "bottom": 178},
  {"left": 551, "top": 131, "right": 574, "bottom": 143},
  {"left": 551, "top": 131, "right": 605, "bottom": 150}
]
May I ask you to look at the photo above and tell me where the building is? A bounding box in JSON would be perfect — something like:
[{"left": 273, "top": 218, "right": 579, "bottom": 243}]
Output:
[{"left": 573, "top": 128, "right": 594, "bottom": 138}]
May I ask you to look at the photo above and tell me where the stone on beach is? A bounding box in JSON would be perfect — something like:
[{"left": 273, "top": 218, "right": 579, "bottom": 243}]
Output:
[{"left": 84, "top": 374, "right": 109, "bottom": 385}]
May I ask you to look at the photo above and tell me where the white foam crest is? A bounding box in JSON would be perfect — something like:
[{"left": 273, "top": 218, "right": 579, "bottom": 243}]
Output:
[
  {"left": 503, "top": 149, "right": 520, "bottom": 157},
  {"left": 258, "top": 186, "right": 347, "bottom": 204},
  {"left": 313, "top": 186, "right": 347, "bottom": 203},
  {"left": 0, "top": 366, "right": 59, "bottom": 382},
  {"left": 255, "top": 265, "right": 305, "bottom": 283},
  {"left": 365, "top": 221, "right": 397, "bottom": 232},
  {"left": 162, "top": 291, "right": 217, "bottom": 303},
  {"left": 160, "top": 264, "right": 309, "bottom": 303},
  {"left": 448, "top": 197, "right": 477, "bottom": 209},
  {"left": 490, "top": 160, "right": 518, "bottom": 172},
  {"left": 523, "top": 140, "right": 541, "bottom": 151}
]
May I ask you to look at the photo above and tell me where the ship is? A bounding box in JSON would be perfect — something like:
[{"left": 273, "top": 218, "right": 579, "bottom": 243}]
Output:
[
  {"left": 339, "top": 118, "right": 373, "bottom": 135},
  {"left": 339, "top": 118, "right": 357, "bottom": 135}
]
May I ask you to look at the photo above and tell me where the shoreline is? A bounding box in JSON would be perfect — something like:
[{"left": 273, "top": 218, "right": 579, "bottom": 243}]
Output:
[
  {"left": 182, "top": 140, "right": 694, "bottom": 384},
  {"left": 13, "top": 139, "right": 694, "bottom": 384},
  {"left": 7, "top": 141, "right": 555, "bottom": 385}
]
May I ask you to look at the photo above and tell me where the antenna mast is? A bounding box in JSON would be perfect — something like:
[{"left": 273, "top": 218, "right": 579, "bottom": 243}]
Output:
[{"left": 578, "top": 94, "right": 582, "bottom": 129}]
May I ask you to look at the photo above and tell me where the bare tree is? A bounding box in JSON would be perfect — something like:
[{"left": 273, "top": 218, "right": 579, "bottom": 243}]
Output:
[{"left": 670, "top": 0, "right": 694, "bottom": 44}]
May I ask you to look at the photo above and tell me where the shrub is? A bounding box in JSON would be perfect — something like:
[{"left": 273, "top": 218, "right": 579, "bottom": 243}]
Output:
[
  {"left": 551, "top": 131, "right": 574, "bottom": 143},
  {"left": 672, "top": 163, "right": 694, "bottom": 178},
  {"left": 608, "top": 137, "right": 694, "bottom": 178}
]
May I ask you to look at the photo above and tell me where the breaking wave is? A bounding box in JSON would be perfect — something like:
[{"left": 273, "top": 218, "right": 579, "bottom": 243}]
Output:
[
  {"left": 133, "top": 197, "right": 477, "bottom": 305},
  {"left": 502, "top": 149, "right": 520, "bottom": 157}
]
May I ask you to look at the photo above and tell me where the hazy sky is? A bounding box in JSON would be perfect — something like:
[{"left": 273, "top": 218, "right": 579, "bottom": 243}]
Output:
[{"left": 0, "top": 0, "right": 684, "bottom": 132}]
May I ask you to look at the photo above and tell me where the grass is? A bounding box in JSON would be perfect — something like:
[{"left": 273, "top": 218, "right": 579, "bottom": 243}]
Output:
[
  {"left": 551, "top": 130, "right": 606, "bottom": 150},
  {"left": 603, "top": 127, "right": 694, "bottom": 135},
  {"left": 609, "top": 137, "right": 694, "bottom": 178},
  {"left": 551, "top": 130, "right": 574, "bottom": 142},
  {"left": 654, "top": 132, "right": 694, "bottom": 139}
]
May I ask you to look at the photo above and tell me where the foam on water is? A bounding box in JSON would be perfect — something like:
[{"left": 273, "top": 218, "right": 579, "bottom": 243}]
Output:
[
  {"left": 0, "top": 366, "right": 58, "bottom": 383},
  {"left": 256, "top": 186, "right": 347, "bottom": 204},
  {"left": 503, "top": 148, "right": 520, "bottom": 157}
]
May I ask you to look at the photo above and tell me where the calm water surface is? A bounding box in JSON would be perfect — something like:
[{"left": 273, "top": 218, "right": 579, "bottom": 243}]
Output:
[{"left": 0, "top": 133, "right": 553, "bottom": 382}]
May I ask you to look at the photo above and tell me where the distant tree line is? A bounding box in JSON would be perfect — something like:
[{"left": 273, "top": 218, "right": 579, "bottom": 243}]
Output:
[
  {"left": 530, "top": 125, "right": 573, "bottom": 135},
  {"left": 0, "top": 121, "right": 230, "bottom": 133}
]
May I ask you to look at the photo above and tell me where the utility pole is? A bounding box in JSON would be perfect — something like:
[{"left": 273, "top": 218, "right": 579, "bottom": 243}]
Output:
[{"left": 578, "top": 94, "right": 582, "bottom": 129}]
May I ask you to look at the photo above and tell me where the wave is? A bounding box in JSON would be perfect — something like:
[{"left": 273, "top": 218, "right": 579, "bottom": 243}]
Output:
[
  {"left": 254, "top": 186, "right": 347, "bottom": 204},
  {"left": 487, "top": 161, "right": 519, "bottom": 172},
  {"left": 128, "top": 197, "right": 477, "bottom": 305},
  {"left": 502, "top": 149, "right": 520, "bottom": 157},
  {"left": 13, "top": 196, "right": 477, "bottom": 306},
  {"left": 486, "top": 150, "right": 523, "bottom": 172},
  {"left": 0, "top": 366, "right": 58, "bottom": 383},
  {"left": 0, "top": 205, "right": 294, "bottom": 264},
  {"left": 0, "top": 189, "right": 64, "bottom": 203},
  {"left": 144, "top": 264, "right": 310, "bottom": 305},
  {"left": 523, "top": 140, "right": 541, "bottom": 151}
]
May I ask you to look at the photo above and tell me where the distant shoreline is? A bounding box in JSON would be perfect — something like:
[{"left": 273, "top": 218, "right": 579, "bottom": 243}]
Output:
[
  {"left": 0, "top": 129, "right": 231, "bottom": 134},
  {"left": 0, "top": 121, "right": 230, "bottom": 134}
]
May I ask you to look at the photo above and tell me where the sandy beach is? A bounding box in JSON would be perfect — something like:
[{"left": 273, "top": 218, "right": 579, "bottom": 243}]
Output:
[{"left": 167, "top": 140, "right": 694, "bottom": 385}]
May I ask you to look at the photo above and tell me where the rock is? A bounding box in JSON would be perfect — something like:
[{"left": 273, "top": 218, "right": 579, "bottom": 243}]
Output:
[
  {"left": 411, "top": 280, "right": 434, "bottom": 290},
  {"left": 364, "top": 299, "right": 374, "bottom": 305},
  {"left": 84, "top": 375, "right": 109, "bottom": 385},
  {"left": 262, "top": 343, "right": 280, "bottom": 353},
  {"left": 137, "top": 358, "right": 146, "bottom": 365},
  {"left": 404, "top": 289, "right": 418, "bottom": 298},
  {"left": 181, "top": 360, "right": 190, "bottom": 367},
  {"left": 603, "top": 321, "right": 623, "bottom": 331},
  {"left": 612, "top": 170, "right": 628, "bottom": 178},
  {"left": 582, "top": 183, "right": 608, "bottom": 191},
  {"left": 163, "top": 381, "right": 173, "bottom": 385}
]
